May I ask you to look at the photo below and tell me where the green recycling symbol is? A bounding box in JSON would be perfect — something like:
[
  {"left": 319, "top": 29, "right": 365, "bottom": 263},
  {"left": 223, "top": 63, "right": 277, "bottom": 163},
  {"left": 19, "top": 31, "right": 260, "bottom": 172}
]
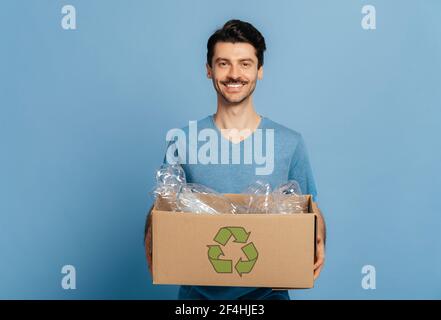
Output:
[{"left": 207, "top": 226, "right": 259, "bottom": 276}]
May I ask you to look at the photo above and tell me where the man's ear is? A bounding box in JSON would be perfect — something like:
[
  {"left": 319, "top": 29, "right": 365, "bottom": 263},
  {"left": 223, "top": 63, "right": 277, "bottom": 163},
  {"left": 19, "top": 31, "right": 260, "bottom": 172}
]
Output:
[
  {"left": 206, "top": 63, "right": 213, "bottom": 79},
  {"left": 258, "top": 65, "right": 264, "bottom": 80}
]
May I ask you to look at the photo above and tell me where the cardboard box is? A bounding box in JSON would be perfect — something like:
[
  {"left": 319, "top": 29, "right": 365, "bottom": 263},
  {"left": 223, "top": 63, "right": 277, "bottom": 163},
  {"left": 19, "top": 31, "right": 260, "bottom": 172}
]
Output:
[{"left": 151, "top": 194, "right": 317, "bottom": 289}]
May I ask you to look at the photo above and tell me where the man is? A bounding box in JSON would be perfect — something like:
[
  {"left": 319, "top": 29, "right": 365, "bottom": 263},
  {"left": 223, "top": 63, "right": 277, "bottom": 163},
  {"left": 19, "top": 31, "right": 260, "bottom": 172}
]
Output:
[{"left": 145, "top": 19, "right": 326, "bottom": 300}]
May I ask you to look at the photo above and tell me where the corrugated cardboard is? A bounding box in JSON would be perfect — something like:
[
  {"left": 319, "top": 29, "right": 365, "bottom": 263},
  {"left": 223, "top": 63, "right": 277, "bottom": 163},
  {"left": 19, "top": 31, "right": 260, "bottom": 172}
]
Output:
[{"left": 150, "top": 194, "right": 317, "bottom": 289}]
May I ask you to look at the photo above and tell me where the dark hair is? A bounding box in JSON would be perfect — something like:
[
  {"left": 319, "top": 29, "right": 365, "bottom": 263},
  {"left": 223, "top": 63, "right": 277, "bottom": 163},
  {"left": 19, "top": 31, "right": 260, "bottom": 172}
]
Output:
[{"left": 207, "top": 19, "right": 266, "bottom": 68}]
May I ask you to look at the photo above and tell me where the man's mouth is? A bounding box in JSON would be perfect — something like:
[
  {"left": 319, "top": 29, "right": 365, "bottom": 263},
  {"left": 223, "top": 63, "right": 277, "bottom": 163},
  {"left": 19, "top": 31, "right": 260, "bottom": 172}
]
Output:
[{"left": 222, "top": 82, "right": 247, "bottom": 92}]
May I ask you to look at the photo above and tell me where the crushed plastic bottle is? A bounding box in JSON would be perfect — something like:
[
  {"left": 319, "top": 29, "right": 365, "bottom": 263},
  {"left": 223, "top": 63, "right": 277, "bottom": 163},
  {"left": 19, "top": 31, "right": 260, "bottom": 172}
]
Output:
[
  {"left": 155, "top": 163, "right": 186, "bottom": 186},
  {"left": 151, "top": 164, "right": 187, "bottom": 212},
  {"left": 151, "top": 165, "right": 308, "bottom": 215},
  {"left": 273, "top": 180, "right": 308, "bottom": 214},
  {"left": 176, "top": 183, "right": 239, "bottom": 214},
  {"left": 274, "top": 180, "right": 302, "bottom": 196},
  {"left": 242, "top": 180, "right": 274, "bottom": 214}
]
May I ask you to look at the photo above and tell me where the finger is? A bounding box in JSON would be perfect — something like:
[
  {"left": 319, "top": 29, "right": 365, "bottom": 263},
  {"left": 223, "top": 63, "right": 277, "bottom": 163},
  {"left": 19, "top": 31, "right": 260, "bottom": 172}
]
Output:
[
  {"left": 314, "top": 246, "right": 325, "bottom": 267},
  {"left": 314, "top": 253, "right": 325, "bottom": 267},
  {"left": 147, "top": 255, "right": 153, "bottom": 275},
  {"left": 145, "top": 240, "right": 152, "bottom": 267},
  {"left": 313, "top": 265, "right": 323, "bottom": 280},
  {"left": 314, "top": 263, "right": 324, "bottom": 279},
  {"left": 314, "top": 258, "right": 324, "bottom": 270},
  {"left": 313, "top": 261, "right": 320, "bottom": 269}
]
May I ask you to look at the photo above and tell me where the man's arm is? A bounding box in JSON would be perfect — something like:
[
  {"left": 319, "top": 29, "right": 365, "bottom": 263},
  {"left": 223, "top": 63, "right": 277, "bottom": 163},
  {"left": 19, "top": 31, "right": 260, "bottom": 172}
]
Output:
[
  {"left": 314, "top": 205, "right": 326, "bottom": 280},
  {"left": 144, "top": 205, "right": 154, "bottom": 275}
]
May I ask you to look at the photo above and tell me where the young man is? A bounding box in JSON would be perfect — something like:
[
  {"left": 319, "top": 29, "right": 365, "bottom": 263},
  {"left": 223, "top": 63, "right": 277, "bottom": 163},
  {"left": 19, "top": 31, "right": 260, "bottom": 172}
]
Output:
[{"left": 145, "top": 19, "right": 326, "bottom": 300}]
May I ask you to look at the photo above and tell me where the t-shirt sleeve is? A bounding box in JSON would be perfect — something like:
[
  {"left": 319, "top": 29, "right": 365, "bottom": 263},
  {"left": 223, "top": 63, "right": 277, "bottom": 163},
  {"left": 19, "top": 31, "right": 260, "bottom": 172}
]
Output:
[{"left": 288, "top": 135, "right": 318, "bottom": 202}]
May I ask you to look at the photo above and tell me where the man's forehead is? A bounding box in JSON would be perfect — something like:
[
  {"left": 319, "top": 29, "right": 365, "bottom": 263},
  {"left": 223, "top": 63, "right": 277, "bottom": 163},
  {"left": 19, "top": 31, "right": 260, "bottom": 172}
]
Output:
[{"left": 213, "top": 42, "right": 257, "bottom": 61}]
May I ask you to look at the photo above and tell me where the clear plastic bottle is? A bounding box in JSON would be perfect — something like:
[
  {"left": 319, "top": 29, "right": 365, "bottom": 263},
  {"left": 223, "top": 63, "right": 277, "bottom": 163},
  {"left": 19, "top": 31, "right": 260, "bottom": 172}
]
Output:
[
  {"left": 176, "top": 183, "right": 238, "bottom": 214},
  {"left": 273, "top": 180, "right": 308, "bottom": 214},
  {"left": 151, "top": 164, "right": 186, "bottom": 212},
  {"left": 242, "top": 180, "right": 274, "bottom": 214}
]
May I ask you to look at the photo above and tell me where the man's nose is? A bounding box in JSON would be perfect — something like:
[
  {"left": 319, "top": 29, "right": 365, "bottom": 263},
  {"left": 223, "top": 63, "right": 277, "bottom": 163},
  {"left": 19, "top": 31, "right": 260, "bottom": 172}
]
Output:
[{"left": 228, "top": 64, "right": 240, "bottom": 79}]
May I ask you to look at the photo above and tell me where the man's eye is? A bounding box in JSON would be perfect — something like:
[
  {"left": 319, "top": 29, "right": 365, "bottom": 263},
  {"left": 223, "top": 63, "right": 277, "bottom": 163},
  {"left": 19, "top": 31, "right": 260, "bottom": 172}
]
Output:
[
  {"left": 242, "top": 63, "right": 250, "bottom": 67},
  {"left": 219, "top": 62, "right": 227, "bottom": 67}
]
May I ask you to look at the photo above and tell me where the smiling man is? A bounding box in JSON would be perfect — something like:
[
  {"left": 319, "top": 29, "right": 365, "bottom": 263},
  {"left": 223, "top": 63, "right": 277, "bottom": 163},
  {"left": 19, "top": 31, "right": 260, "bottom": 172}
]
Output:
[{"left": 145, "top": 19, "right": 326, "bottom": 300}]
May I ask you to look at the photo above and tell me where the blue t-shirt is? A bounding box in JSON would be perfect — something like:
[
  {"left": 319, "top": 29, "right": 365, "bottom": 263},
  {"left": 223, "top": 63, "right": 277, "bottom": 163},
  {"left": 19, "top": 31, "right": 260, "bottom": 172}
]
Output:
[{"left": 162, "top": 114, "right": 318, "bottom": 300}]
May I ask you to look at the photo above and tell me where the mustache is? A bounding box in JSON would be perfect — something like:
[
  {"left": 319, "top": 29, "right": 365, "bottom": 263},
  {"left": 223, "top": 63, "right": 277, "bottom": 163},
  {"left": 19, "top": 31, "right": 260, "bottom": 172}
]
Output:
[{"left": 220, "top": 79, "right": 248, "bottom": 85}]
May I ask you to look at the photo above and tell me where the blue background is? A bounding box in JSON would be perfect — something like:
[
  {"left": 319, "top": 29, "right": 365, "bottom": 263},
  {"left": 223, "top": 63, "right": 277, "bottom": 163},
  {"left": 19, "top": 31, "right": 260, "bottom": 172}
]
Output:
[{"left": 1, "top": 0, "right": 440, "bottom": 299}]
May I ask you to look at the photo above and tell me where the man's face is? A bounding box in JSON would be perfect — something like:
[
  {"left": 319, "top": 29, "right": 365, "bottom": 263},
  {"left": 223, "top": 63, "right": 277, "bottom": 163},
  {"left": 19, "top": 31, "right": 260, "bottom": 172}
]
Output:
[{"left": 207, "top": 42, "right": 263, "bottom": 105}]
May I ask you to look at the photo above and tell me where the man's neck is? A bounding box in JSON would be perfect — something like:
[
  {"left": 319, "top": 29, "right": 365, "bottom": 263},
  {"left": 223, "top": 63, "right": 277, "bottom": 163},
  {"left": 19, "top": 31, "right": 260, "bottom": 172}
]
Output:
[{"left": 214, "top": 96, "right": 261, "bottom": 131}]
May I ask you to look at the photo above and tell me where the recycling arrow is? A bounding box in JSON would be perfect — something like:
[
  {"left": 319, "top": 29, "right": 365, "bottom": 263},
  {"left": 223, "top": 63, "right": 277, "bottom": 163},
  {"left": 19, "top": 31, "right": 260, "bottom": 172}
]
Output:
[
  {"left": 207, "top": 245, "right": 232, "bottom": 273},
  {"left": 235, "top": 242, "right": 258, "bottom": 276},
  {"left": 207, "top": 226, "right": 258, "bottom": 276},
  {"left": 214, "top": 227, "right": 250, "bottom": 245}
]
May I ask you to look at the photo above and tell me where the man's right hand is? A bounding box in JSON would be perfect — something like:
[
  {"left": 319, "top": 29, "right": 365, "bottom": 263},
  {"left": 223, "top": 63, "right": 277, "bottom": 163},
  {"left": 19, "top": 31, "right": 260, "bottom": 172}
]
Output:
[{"left": 145, "top": 208, "right": 153, "bottom": 276}]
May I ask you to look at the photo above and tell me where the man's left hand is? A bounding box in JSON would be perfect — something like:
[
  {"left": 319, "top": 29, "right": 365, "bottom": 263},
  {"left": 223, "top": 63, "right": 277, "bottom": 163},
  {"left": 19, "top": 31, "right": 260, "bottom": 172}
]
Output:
[{"left": 313, "top": 236, "right": 325, "bottom": 280}]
